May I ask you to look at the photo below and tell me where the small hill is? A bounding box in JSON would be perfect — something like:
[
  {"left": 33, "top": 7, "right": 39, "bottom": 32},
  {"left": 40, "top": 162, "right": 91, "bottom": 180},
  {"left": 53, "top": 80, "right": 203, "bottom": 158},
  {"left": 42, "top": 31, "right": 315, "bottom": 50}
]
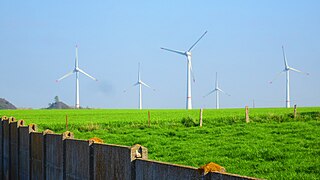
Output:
[
  {"left": 47, "top": 101, "right": 71, "bottom": 109},
  {"left": 0, "top": 98, "right": 17, "bottom": 109}
]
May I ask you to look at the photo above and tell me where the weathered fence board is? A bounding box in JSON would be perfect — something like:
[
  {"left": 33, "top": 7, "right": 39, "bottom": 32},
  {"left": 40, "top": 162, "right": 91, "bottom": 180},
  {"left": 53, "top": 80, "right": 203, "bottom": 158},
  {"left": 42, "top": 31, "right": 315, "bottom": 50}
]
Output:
[
  {"left": 92, "top": 143, "right": 147, "bottom": 180},
  {"left": 30, "top": 132, "right": 45, "bottom": 180},
  {"left": 18, "top": 124, "right": 37, "bottom": 180},
  {"left": 65, "top": 139, "right": 91, "bottom": 180},
  {"left": 0, "top": 116, "right": 8, "bottom": 179},
  {"left": 134, "top": 159, "right": 201, "bottom": 180},
  {"left": 9, "top": 120, "right": 24, "bottom": 180},
  {"left": 45, "top": 132, "right": 74, "bottom": 180},
  {"left": 205, "top": 172, "right": 258, "bottom": 180},
  {"left": 2, "top": 117, "right": 10, "bottom": 180}
]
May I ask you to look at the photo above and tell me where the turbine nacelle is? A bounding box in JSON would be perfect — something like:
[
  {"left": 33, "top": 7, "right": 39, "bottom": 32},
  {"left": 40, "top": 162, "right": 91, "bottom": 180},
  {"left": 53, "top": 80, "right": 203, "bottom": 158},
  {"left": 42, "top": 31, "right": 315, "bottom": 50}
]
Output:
[{"left": 186, "top": 51, "right": 192, "bottom": 57}]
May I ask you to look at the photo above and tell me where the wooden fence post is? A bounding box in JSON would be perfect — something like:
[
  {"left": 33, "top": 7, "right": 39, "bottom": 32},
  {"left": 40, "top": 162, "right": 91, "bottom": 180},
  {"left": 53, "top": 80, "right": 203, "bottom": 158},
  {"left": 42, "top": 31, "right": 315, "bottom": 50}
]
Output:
[
  {"left": 199, "top": 108, "right": 203, "bottom": 127},
  {"left": 66, "top": 114, "right": 68, "bottom": 131},
  {"left": 30, "top": 129, "right": 53, "bottom": 180},
  {"left": 45, "top": 131, "right": 74, "bottom": 180},
  {"left": 293, "top": 104, "right": 297, "bottom": 119},
  {"left": 9, "top": 119, "right": 25, "bottom": 180},
  {"left": 2, "top": 117, "right": 15, "bottom": 180},
  {"left": 18, "top": 124, "right": 37, "bottom": 180},
  {"left": 245, "top": 106, "right": 249, "bottom": 123},
  {"left": 64, "top": 139, "right": 91, "bottom": 179},
  {"left": 0, "top": 116, "right": 9, "bottom": 179},
  {"left": 148, "top": 111, "right": 151, "bottom": 127}
]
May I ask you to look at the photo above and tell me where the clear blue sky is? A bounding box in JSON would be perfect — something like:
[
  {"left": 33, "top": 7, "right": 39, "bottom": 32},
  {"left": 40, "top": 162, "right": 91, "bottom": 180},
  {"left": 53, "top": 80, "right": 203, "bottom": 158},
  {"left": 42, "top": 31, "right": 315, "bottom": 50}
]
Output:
[{"left": 0, "top": 1, "right": 319, "bottom": 109}]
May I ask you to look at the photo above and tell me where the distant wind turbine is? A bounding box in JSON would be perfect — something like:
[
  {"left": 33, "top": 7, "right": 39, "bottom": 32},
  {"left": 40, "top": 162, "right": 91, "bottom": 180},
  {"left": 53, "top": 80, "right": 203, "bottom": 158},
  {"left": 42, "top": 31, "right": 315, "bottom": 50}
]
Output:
[
  {"left": 161, "top": 31, "right": 207, "bottom": 110},
  {"left": 124, "top": 63, "right": 154, "bottom": 110},
  {"left": 269, "top": 46, "right": 309, "bottom": 108},
  {"left": 56, "top": 45, "right": 97, "bottom": 109},
  {"left": 204, "top": 72, "right": 230, "bottom": 109}
]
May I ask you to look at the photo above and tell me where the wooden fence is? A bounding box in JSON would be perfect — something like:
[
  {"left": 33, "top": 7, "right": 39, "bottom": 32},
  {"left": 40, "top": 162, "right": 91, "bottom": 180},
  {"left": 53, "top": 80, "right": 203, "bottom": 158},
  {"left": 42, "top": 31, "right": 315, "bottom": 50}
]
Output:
[{"left": 0, "top": 116, "right": 258, "bottom": 180}]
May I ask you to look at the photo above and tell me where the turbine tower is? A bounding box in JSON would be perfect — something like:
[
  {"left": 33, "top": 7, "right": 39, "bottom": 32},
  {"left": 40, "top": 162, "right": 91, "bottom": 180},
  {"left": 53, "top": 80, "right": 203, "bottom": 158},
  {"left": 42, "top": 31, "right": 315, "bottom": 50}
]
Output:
[
  {"left": 204, "top": 72, "right": 230, "bottom": 109},
  {"left": 124, "top": 63, "right": 153, "bottom": 110},
  {"left": 161, "top": 31, "right": 207, "bottom": 110},
  {"left": 270, "top": 46, "right": 309, "bottom": 108},
  {"left": 56, "top": 45, "right": 97, "bottom": 109}
]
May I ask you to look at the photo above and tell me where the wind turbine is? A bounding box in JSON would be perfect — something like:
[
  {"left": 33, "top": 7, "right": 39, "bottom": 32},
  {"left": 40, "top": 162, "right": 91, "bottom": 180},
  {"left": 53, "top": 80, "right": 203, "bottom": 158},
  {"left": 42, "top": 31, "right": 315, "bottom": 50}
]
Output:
[
  {"left": 124, "top": 63, "right": 154, "bottom": 110},
  {"left": 161, "top": 31, "right": 207, "bottom": 110},
  {"left": 270, "top": 46, "right": 309, "bottom": 108},
  {"left": 204, "top": 72, "right": 230, "bottom": 109},
  {"left": 56, "top": 45, "right": 97, "bottom": 109}
]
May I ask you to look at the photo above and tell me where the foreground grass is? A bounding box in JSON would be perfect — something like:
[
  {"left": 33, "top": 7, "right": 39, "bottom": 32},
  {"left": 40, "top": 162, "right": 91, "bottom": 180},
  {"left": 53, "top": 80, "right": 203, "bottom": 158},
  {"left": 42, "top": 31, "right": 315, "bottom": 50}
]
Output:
[{"left": 1, "top": 107, "right": 320, "bottom": 179}]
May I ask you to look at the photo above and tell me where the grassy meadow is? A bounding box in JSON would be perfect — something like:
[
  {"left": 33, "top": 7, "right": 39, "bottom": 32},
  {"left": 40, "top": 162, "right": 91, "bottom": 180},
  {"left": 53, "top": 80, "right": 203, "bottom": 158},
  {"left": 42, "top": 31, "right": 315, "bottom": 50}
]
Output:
[{"left": 1, "top": 107, "right": 320, "bottom": 179}]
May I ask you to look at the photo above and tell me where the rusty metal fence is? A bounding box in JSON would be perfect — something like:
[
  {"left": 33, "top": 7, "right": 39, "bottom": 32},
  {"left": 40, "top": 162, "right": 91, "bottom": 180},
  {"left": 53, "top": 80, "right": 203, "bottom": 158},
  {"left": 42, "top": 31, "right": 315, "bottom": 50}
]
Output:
[{"left": 0, "top": 116, "right": 257, "bottom": 180}]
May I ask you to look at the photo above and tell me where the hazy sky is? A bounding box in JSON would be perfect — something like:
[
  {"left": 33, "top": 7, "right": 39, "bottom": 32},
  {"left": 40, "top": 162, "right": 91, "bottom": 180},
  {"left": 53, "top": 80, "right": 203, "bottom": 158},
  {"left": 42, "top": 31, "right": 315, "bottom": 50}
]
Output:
[{"left": 1, "top": 1, "right": 319, "bottom": 109}]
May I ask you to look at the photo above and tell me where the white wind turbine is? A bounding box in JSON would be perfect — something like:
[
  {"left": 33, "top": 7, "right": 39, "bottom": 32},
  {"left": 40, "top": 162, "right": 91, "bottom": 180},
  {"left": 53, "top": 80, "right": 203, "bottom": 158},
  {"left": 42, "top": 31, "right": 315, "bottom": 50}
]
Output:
[
  {"left": 124, "top": 63, "right": 154, "bottom": 110},
  {"left": 270, "top": 46, "right": 309, "bottom": 108},
  {"left": 56, "top": 45, "right": 97, "bottom": 109},
  {"left": 161, "top": 31, "right": 207, "bottom": 110},
  {"left": 204, "top": 72, "right": 230, "bottom": 109}
]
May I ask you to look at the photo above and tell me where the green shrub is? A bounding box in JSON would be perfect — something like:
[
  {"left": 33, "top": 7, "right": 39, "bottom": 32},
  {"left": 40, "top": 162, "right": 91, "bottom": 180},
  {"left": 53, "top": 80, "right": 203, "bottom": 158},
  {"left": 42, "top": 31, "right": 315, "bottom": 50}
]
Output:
[{"left": 181, "top": 116, "right": 197, "bottom": 127}]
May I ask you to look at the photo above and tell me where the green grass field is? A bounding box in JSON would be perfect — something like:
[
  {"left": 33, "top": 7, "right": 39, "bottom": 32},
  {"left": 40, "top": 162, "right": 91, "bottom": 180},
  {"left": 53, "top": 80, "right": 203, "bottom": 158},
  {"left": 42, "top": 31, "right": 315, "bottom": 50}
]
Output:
[{"left": 1, "top": 107, "right": 320, "bottom": 179}]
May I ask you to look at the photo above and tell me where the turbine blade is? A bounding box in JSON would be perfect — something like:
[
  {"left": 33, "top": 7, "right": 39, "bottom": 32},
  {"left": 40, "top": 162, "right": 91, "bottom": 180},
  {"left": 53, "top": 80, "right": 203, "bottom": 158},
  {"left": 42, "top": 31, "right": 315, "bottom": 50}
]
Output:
[
  {"left": 269, "top": 70, "right": 285, "bottom": 84},
  {"left": 289, "top": 67, "right": 310, "bottom": 75},
  {"left": 56, "top": 71, "right": 74, "bottom": 82},
  {"left": 78, "top": 68, "right": 98, "bottom": 81},
  {"left": 191, "top": 70, "right": 196, "bottom": 83},
  {"left": 75, "top": 45, "right": 79, "bottom": 68},
  {"left": 188, "top": 31, "right": 208, "bottom": 52},
  {"left": 140, "top": 81, "right": 152, "bottom": 89},
  {"left": 282, "top": 46, "right": 289, "bottom": 69},
  {"left": 123, "top": 82, "right": 139, "bottom": 93},
  {"left": 203, "top": 89, "right": 216, "bottom": 98},
  {"left": 160, "top": 47, "right": 185, "bottom": 56},
  {"left": 217, "top": 88, "right": 231, "bottom": 96},
  {"left": 189, "top": 60, "right": 196, "bottom": 83},
  {"left": 215, "top": 72, "right": 218, "bottom": 88},
  {"left": 289, "top": 67, "right": 301, "bottom": 73}
]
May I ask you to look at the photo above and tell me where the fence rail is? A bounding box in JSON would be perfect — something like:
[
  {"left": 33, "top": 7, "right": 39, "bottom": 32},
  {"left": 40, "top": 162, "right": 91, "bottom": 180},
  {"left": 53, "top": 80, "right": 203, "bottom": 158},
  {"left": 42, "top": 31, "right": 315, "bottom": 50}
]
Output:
[{"left": 0, "top": 116, "right": 258, "bottom": 180}]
